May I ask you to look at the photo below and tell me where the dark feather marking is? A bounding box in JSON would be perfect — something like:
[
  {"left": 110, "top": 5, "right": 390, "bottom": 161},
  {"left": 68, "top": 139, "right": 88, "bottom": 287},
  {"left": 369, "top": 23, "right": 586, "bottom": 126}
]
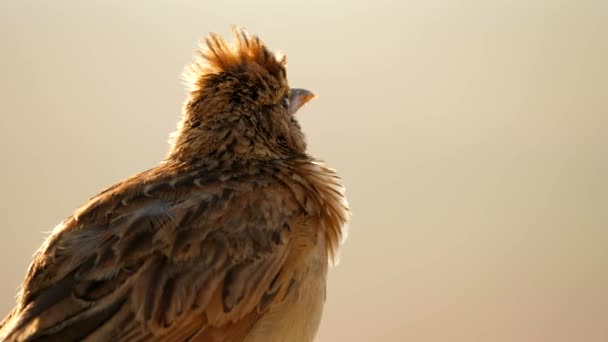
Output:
[
  {"left": 14, "top": 272, "right": 78, "bottom": 333},
  {"left": 30, "top": 296, "right": 127, "bottom": 342}
]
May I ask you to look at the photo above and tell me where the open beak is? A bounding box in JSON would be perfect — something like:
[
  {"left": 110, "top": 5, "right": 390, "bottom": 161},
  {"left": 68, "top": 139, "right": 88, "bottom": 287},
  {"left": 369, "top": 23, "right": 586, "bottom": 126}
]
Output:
[{"left": 288, "top": 88, "right": 317, "bottom": 115}]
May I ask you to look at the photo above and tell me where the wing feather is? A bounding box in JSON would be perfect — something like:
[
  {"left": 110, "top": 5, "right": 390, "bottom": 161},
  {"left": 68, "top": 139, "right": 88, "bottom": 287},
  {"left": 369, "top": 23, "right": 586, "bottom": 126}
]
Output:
[{"left": 0, "top": 162, "right": 311, "bottom": 342}]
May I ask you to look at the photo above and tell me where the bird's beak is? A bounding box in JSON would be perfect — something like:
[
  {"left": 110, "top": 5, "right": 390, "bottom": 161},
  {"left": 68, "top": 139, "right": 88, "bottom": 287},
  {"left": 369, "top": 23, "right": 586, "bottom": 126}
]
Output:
[{"left": 288, "top": 88, "right": 316, "bottom": 115}]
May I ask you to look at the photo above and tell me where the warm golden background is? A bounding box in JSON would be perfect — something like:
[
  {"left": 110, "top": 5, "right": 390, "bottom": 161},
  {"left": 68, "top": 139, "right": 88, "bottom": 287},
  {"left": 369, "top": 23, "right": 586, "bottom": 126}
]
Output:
[{"left": 1, "top": 1, "right": 606, "bottom": 341}]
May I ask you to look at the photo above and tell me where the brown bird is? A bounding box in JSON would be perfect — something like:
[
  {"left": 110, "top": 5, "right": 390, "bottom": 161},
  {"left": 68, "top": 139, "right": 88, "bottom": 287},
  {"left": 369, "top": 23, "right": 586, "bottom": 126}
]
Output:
[{"left": 0, "top": 27, "right": 349, "bottom": 342}]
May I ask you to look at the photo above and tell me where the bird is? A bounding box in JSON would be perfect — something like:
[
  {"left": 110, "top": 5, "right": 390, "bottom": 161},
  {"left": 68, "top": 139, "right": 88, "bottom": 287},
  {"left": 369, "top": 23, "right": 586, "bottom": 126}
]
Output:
[{"left": 0, "top": 27, "right": 349, "bottom": 342}]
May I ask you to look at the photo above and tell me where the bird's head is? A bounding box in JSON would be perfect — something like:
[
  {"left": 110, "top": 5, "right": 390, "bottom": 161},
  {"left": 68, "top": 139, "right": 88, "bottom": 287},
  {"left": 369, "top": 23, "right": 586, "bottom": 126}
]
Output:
[{"left": 168, "top": 27, "right": 316, "bottom": 161}]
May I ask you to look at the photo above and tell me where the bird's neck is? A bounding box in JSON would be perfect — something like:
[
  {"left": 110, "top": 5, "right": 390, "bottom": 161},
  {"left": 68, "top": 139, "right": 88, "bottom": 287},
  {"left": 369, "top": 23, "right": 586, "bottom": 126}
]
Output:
[{"left": 166, "top": 116, "right": 282, "bottom": 162}]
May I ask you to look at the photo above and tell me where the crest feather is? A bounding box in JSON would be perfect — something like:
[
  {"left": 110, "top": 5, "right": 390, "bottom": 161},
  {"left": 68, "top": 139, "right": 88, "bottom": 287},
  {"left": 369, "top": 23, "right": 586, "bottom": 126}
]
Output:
[{"left": 183, "top": 26, "right": 287, "bottom": 91}]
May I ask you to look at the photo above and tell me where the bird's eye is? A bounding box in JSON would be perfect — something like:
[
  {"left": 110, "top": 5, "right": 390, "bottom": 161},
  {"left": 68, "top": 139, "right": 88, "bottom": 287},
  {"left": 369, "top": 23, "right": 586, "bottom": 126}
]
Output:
[{"left": 282, "top": 96, "right": 290, "bottom": 108}]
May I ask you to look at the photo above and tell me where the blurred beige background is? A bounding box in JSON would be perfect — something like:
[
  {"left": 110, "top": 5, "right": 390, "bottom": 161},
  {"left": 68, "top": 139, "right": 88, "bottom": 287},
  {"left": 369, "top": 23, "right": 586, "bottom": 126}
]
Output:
[{"left": 1, "top": 1, "right": 607, "bottom": 341}]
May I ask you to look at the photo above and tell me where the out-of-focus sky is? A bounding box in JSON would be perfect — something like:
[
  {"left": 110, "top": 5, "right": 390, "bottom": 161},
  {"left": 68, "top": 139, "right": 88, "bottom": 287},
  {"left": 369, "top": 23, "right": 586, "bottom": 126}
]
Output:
[{"left": 0, "top": 1, "right": 606, "bottom": 341}]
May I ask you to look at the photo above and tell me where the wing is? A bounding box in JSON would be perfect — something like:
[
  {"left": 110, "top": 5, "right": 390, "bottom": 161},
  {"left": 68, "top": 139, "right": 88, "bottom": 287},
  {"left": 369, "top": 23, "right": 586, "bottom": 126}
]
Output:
[{"left": 0, "top": 163, "right": 315, "bottom": 342}]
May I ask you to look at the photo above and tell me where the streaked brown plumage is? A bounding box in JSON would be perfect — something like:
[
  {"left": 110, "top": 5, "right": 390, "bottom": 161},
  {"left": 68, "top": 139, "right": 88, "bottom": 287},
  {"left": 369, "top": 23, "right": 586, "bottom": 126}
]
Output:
[{"left": 0, "top": 27, "right": 349, "bottom": 341}]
